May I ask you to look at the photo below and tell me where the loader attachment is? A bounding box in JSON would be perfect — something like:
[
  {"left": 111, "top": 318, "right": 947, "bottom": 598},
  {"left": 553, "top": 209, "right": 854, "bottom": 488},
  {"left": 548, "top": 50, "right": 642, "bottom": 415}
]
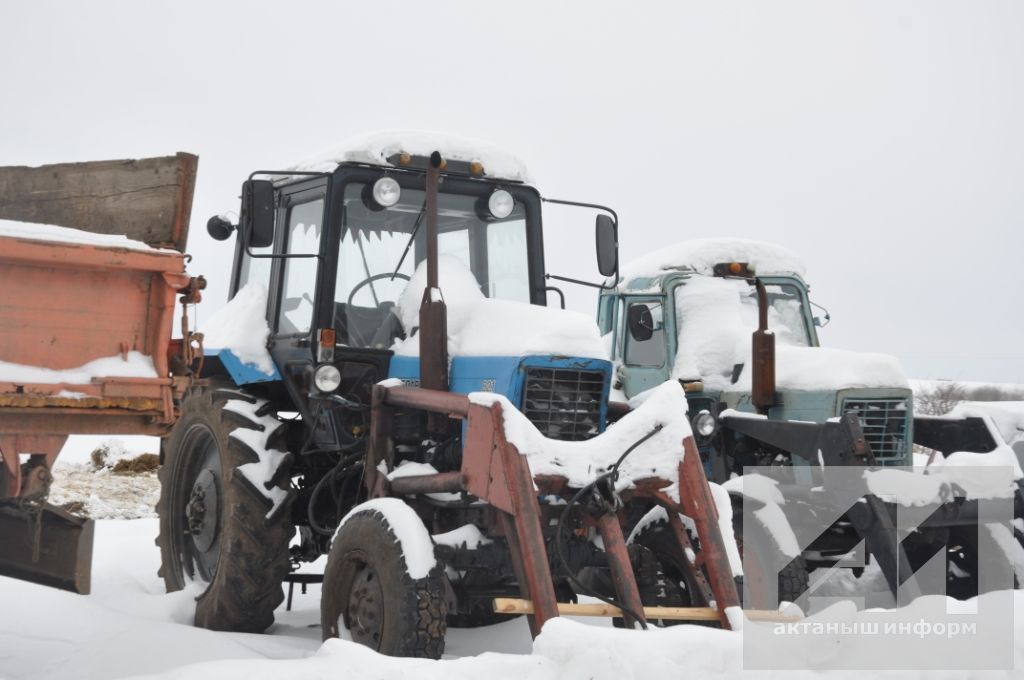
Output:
[{"left": 0, "top": 503, "right": 94, "bottom": 594}]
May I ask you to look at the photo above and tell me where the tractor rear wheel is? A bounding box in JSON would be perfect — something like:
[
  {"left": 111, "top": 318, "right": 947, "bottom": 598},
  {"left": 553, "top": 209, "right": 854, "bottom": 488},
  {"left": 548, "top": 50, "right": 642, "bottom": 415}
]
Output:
[
  {"left": 156, "top": 386, "right": 294, "bottom": 633},
  {"left": 321, "top": 507, "right": 447, "bottom": 658}
]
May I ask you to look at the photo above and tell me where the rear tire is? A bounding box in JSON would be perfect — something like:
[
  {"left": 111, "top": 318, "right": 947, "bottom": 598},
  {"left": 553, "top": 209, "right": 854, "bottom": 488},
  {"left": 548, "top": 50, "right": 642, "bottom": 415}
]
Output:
[
  {"left": 321, "top": 507, "right": 447, "bottom": 658},
  {"left": 156, "top": 386, "right": 294, "bottom": 633}
]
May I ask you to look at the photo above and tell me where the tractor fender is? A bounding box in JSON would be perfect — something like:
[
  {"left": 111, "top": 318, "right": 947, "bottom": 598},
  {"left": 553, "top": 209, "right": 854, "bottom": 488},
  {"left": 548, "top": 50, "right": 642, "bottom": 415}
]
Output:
[{"left": 335, "top": 498, "right": 438, "bottom": 579}]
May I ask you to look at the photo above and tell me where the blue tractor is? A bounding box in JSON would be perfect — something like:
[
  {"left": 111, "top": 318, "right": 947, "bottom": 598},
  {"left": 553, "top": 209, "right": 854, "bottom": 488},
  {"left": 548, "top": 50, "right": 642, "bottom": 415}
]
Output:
[{"left": 156, "top": 137, "right": 746, "bottom": 656}]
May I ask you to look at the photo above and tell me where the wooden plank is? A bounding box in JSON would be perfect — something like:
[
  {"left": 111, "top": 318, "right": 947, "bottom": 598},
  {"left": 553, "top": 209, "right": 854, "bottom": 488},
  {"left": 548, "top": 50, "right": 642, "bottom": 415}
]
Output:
[
  {"left": 0, "top": 152, "right": 198, "bottom": 252},
  {"left": 492, "top": 598, "right": 801, "bottom": 622}
]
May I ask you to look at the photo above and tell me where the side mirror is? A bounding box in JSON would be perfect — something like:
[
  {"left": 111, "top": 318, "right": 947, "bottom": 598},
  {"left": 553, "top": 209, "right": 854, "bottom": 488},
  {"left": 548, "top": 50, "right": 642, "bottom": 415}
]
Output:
[
  {"left": 595, "top": 214, "right": 617, "bottom": 278},
  {"left": 240, "top": 179, "right": 276, "bottom": 248},
  {"left": 627, "top": 304, "right": 654, "bottom": 342}
]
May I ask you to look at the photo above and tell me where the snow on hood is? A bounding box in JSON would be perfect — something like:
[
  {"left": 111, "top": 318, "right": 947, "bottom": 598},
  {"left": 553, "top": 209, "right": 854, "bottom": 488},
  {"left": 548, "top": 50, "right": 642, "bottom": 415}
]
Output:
[
  {"left": 470, "top": 380, "right": 690, "bottom": 492},
  {"left": 200, "top": 284, "right": 275, "bottom": 374},
  {"left": 0, "top": 218, "right": 170, "bottom": 253},
  {"left": 619, "top": 237, "right": 806, "bottom": 284},
  {"left": 732, "top": 345, "right": 910, "bottom": 392},
  {"left": 394, "top": 257, "right": 607, "bottom": 360},
  {"left": 291, "top": 130, "right": 532, "bottom": 183}
]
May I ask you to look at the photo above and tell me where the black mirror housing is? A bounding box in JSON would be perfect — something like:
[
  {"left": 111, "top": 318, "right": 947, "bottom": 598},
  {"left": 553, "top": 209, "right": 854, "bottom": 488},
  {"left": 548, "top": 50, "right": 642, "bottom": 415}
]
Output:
[
  {"left": 595, "top": 214, "right": 617, "bottom": 278},
  {"left": 240, "top": 179, "right": 276, "bottom": 248},
  {"left": 627, "top": 303, "right": 654, "bottom": 342},
  {"left": 206, "top": 215, "right": 235, "bottom": 241}
]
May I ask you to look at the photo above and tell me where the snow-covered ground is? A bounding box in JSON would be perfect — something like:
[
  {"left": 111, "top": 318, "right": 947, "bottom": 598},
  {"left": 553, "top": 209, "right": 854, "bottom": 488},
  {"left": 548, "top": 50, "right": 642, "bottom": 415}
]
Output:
[
  {"left": 8, "top": 418, "right": 1019, "bottom": 679},
  {"left": 2, "top": 516, "right": 1023, "bottom": 680}
]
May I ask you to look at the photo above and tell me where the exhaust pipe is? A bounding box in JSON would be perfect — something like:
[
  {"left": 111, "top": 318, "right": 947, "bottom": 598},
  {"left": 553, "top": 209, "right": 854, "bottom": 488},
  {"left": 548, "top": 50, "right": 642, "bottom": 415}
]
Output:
[
  {"left": 419, "top": 152, "right": 449, "bottom": 434},
  {"left": 751, "top": 278, "right": 776, "bottom": 414}
]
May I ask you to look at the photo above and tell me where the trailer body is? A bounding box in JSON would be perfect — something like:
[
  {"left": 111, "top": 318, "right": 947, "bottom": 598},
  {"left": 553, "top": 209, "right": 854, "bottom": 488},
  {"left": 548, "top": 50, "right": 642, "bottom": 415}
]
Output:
[{"left": 0, "top": 153, "right": 197, "bottom": 593}]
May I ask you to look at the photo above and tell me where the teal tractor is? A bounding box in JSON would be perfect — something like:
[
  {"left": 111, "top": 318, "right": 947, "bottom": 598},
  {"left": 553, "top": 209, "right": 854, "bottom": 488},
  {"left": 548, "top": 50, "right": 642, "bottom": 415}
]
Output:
[{"left": 601, "top": 239, "right": 1023, "bottom": 604}]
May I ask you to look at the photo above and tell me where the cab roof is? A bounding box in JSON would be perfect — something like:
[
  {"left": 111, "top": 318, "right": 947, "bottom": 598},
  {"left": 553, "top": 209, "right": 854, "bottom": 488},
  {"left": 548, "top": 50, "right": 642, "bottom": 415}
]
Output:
[
  {"left": 615, "top": 238, "right": 807, "bottom": 291},
  {"left": 289, "top": 130, "right": 532, "bottom": 184}
]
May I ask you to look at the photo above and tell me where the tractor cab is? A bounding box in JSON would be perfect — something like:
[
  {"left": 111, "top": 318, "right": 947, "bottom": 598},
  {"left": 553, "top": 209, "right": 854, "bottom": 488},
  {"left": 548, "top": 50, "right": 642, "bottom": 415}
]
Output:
[
  {"left": 207, "top": 135, "right": 617, "bottom": 430},
  {"left": 600, "top": 239, "right": 915, "bottom": 477},
  {"left": 600, "top": 265, "right": 819, "bottom": 398}
]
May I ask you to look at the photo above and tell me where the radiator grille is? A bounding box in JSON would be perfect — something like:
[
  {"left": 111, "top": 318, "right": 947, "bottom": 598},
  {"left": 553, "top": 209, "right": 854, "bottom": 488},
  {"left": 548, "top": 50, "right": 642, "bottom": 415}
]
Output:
[
  {"left": 522, "top": 367, "right": 605, "bottom": 441},
  {"left": 841, "top": 398, "right": 909, "bottom": 461}
]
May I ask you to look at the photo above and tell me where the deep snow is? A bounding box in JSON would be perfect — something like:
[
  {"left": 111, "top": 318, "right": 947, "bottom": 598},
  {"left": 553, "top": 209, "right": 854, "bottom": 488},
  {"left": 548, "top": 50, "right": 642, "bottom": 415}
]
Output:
[
  {"left": 2, "top": 518, "right": 1023, "bottom": 680},
  {"left": 7, "top": 434, "right": 1021, "bottom": 678}
]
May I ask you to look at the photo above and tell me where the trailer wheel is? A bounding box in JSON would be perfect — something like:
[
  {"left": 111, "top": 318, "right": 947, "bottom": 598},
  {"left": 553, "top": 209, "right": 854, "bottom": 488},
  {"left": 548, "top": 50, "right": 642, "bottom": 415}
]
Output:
[
  {"left": 321, "top": 507, "right": 447, "bottom": 658},
  {"left": 156, "top": 386, "right": 294, "bottom": 633}
]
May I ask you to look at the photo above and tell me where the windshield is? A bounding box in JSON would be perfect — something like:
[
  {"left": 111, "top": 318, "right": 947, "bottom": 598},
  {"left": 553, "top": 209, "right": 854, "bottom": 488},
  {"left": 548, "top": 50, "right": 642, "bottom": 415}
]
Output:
[
  {"left": 334, "top": 182, "right": 530, "bottom": 348},
  {"left": 672, "top": 277, "right": 813, "bottom": 385}
]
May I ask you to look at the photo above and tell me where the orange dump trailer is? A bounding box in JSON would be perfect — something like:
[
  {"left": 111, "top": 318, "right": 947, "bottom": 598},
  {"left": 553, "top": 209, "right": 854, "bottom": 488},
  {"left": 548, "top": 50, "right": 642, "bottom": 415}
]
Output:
[{"left": 0, "top": 153, "right": 199, "bottom": 593}]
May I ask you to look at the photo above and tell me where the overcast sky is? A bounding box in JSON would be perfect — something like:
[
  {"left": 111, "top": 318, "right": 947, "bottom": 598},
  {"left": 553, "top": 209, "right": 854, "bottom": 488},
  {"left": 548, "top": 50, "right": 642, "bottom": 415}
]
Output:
[{"left": 2, "top": 0, "right": 1021, "bottom": 383}]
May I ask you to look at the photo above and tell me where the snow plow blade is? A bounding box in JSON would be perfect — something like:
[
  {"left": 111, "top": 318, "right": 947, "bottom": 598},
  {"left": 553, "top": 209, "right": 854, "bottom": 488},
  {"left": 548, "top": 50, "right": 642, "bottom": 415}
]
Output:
[{"left": 0, "top": 502, "right": 94, "bottom": 594}]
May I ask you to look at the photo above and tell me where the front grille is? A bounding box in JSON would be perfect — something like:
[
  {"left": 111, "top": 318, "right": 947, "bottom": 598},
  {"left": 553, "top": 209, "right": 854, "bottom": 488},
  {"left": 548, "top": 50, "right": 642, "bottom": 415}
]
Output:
[
  {"left": 841, "top": 398, "right": 909, "bottom": 461},
  {"left": 522, "top": 367, "right": 605, "bottom": 441}
]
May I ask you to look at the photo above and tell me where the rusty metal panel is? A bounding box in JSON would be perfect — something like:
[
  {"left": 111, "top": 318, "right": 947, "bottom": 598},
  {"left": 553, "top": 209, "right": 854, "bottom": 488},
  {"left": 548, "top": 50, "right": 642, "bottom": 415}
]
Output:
[
  {"left": 0, "top": 240, "right": 185, "bottom": 374},
  {"left": 461, "top": 402, "right": 515, "bottom": 514},
  {"left": 0, "top": 411, "right": 170, "bottom": 437},
  {"left": 0, "top": 153, "right": 197, "bottom": 252}
]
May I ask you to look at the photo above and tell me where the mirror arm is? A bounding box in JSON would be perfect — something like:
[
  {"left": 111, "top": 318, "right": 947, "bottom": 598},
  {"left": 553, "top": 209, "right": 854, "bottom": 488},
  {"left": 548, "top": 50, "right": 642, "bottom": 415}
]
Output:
[
  {"left": 541, "top": 196, "right": 621, "bottom": 289},
  {"left": 545, "top": 273, "right": 604, "bottom": 289}
]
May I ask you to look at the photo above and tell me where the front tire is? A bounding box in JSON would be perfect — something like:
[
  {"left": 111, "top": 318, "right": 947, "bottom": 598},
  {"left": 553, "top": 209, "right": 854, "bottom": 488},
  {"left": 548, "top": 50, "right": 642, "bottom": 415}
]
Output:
[
  {"left": 156, "top": 386, "right": 294, "bottom": 633},
  {"left": 321, "top": 506, "right": 447, "bottom": 658}
]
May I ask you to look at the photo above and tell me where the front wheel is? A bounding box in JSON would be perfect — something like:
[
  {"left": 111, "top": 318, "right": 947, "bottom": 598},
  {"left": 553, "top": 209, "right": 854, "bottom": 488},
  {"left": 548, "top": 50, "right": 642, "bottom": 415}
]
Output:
[
  {"left": 321, "top": 503, "right": 448, "bottom": 658},
  {"left": 156, "top": 386, "right": 294, "bottom": 633}
]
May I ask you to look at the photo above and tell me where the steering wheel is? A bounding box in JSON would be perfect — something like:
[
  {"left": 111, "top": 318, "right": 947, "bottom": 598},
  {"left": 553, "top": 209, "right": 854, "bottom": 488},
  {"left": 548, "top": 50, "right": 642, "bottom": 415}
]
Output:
[
  {"left": 345, "top": 272, "right": 412, "bottom": 347},
  {"left": 347, "top": 272, "right": 411, "bottom": 308}
]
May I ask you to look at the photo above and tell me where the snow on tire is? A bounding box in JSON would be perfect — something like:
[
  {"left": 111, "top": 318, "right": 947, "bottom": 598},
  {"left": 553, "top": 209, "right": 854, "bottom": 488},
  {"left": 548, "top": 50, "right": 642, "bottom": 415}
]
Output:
[
  {"left": 156, "top": 385, "right": 294, "bottom": 633},
  {"left": 322, "top": 500, "right": 447, "bottom": 658}
]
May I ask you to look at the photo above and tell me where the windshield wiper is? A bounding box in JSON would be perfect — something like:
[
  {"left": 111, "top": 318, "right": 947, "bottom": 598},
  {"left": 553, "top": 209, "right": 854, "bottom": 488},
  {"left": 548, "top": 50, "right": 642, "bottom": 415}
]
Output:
[{"left": 389, "top": 199, "right": 428, "bottom": 281}]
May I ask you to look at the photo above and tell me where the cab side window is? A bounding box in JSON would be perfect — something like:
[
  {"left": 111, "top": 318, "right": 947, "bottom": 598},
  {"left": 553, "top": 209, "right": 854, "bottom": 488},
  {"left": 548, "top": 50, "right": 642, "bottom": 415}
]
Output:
[
  {"left": 624, "top": 301, "right": 667, "bottom": 367},
  {"left": 277, "top": 199, "right": 324, "bottom": 334}
]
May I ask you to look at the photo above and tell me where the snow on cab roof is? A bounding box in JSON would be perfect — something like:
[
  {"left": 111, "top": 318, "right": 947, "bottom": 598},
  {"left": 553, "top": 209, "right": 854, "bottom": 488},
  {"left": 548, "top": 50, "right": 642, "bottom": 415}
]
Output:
[
  {"left": 290, "top": 130, "right": 532, "bottom": 183},
  {"left": 618, "top": 238, "right": 807, "bottom": 283}
]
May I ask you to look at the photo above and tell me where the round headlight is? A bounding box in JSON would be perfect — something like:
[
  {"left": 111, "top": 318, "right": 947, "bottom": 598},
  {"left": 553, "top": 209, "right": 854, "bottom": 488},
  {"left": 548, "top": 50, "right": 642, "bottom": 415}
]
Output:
[
  {"left": 487, "top": 189, "right": 514, "bottom": 219},
  {"left": 314, "top": 364, "right": 342, "bottom": 393},
  {"left": 372, "top": 177, "right": 401, "bottom": 208},
  {"left": 693, "top": 410, "right": 717, "bottom": 438}
]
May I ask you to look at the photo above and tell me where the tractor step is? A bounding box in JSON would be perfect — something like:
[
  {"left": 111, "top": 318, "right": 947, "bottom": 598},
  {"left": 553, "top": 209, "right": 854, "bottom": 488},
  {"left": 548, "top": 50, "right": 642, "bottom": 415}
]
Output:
[
  {"left": 0, "top": 502, "right": 94, "bottom": 594},
  {"left": 492, "top": 597, "right": 800, "bottom": 622}
]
